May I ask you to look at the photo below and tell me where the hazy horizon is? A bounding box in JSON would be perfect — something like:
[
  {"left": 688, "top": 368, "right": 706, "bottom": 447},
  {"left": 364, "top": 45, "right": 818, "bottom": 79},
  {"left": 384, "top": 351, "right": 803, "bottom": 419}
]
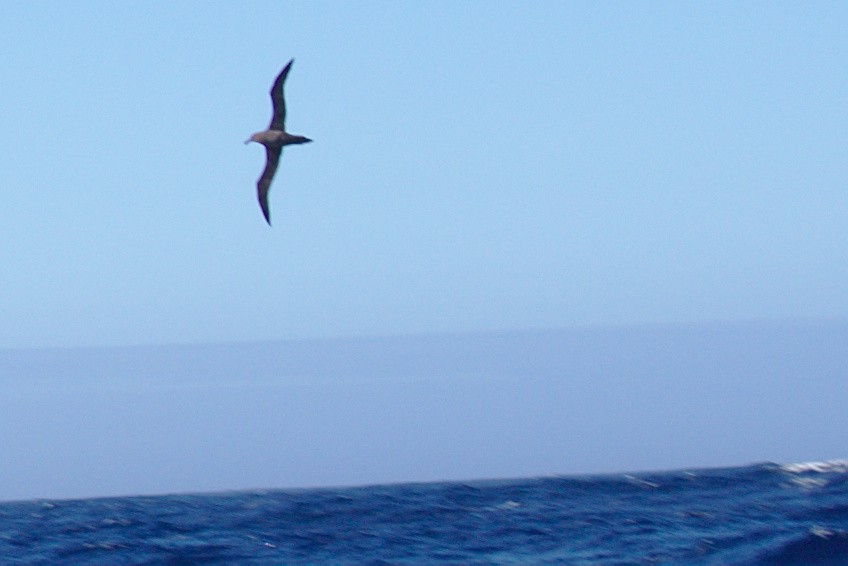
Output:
[{"left": 3, "top": 317, "right": 845, "bottom": 502}]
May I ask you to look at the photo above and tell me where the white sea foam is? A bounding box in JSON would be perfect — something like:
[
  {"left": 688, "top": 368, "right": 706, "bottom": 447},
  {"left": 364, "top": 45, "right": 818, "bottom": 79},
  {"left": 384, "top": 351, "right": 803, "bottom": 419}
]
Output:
[
  {"left": 789, "top": 477, "right": 828, "bottom": 490},
  {"left": 780, "top": 460, "right": 848, "bottom": 474}
]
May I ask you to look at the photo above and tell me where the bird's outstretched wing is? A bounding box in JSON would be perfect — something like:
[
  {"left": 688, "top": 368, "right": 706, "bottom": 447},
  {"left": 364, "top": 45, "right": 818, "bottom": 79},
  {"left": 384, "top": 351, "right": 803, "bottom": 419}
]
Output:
[
  {"left": 268, "top": 59, "right": 294, "bottom": 131},
  {"left": 257, "top": 146, "right": 282, "bottom": 225}
]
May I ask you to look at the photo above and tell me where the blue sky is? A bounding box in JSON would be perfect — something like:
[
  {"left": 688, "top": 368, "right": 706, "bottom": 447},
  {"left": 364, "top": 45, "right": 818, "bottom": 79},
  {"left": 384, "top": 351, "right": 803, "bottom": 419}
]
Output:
[
  {"left": 2, "top": 3, "right": 848, "bottom": 501},
  {"left": 2, "top": 2, "right": 847, "bottom": 349}
]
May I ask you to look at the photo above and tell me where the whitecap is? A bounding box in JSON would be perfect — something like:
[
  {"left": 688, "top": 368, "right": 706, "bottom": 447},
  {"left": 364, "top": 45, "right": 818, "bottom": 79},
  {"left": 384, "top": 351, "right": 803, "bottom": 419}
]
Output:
[{"left": 780, "top": 460, "right": 848, "bottom": 474}]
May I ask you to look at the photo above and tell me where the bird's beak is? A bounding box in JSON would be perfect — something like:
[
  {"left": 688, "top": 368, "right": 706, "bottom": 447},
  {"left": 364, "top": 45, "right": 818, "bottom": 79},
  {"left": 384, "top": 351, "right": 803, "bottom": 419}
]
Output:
[{"left": 244, "top": 138, "right": 252, "bottom": 145}]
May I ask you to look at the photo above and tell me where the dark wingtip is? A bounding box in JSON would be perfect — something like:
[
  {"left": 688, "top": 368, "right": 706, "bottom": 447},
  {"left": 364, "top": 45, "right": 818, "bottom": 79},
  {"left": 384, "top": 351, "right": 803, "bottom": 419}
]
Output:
[
  {"left": 281, "top": 59, "right": 294, "bottom": 75},
  {"left": 258, "top": 193, "right": 272, "bottom": 226}
]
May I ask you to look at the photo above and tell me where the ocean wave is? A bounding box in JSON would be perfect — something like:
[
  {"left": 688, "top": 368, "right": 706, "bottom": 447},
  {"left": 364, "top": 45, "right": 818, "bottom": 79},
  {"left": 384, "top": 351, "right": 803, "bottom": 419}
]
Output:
[{"left": 753, "top": 528, "right": 848, "bottom": 565}]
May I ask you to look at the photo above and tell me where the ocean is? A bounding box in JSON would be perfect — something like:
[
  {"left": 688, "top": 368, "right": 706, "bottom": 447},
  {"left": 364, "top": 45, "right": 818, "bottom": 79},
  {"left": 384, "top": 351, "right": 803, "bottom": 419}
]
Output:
[{"left": 2, "top": 461, "right": 847, "bottom": 564}]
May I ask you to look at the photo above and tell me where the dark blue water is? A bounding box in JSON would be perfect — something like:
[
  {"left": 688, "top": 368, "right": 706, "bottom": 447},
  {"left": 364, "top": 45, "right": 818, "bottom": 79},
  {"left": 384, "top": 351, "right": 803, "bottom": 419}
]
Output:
[{"left": 1, "top": 461, "right": 847, "bottom": 564}]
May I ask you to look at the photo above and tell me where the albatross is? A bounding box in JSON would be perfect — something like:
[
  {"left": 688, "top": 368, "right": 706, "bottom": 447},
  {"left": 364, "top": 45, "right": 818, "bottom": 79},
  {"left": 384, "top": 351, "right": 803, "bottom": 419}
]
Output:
[{"left": 245, "top": 59, "right": 312, "bottom": 225}]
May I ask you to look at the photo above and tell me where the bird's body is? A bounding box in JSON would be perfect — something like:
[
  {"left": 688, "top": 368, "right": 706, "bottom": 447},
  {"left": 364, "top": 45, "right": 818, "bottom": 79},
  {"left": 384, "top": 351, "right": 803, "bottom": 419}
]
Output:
[
  {"left": 249, "top": 130, "right": 307, "bottom": 146},
  {"left": 245, "top": 59, "right": 312, "bottom": 225}
]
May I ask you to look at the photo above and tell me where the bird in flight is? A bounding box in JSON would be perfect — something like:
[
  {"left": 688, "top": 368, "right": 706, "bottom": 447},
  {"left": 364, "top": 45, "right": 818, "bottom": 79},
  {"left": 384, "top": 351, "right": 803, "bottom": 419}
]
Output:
[{"left": 245, "top": 59, "right": 312, "bottom": 225}]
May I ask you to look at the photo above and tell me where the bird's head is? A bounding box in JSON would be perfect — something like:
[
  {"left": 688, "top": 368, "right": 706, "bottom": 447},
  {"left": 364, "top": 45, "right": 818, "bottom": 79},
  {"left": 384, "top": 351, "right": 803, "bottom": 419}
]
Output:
[{"left": 244, "top": 133, "right": 261, "bottom": 145}]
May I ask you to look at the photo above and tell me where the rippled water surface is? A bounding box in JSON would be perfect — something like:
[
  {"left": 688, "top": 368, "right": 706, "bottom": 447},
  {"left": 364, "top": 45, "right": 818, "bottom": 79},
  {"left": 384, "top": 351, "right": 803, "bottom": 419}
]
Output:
[{"left": 2, "top": 461, "right": 847, "bottom": 564}]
